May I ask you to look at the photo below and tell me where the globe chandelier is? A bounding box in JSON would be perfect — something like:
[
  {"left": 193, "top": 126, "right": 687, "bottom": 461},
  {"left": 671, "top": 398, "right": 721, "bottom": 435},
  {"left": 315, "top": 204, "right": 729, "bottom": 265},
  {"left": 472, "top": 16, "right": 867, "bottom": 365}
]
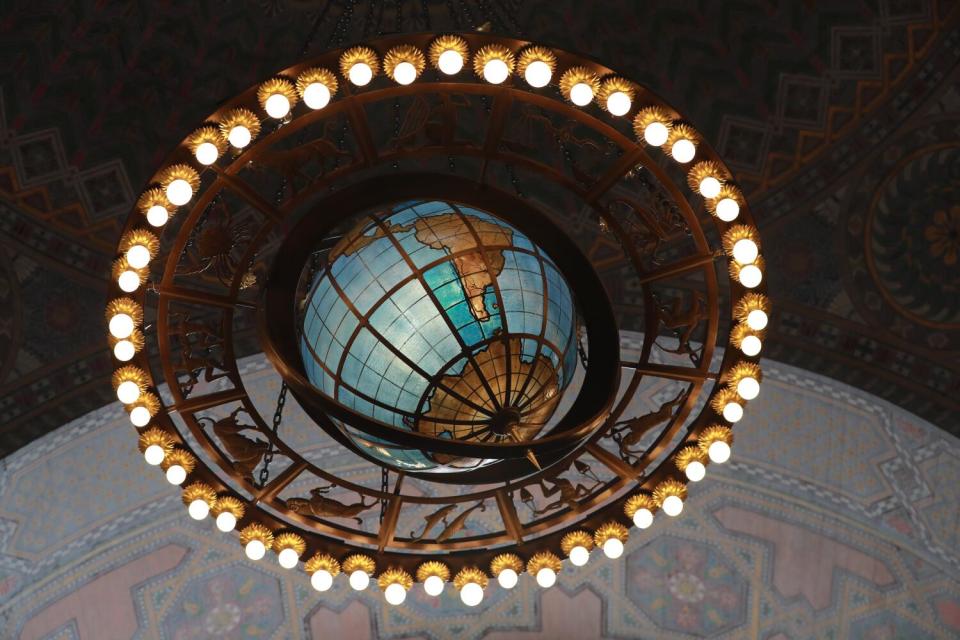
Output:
[{"left": 106, "top": 29, "right": 770, "bottom": 608}]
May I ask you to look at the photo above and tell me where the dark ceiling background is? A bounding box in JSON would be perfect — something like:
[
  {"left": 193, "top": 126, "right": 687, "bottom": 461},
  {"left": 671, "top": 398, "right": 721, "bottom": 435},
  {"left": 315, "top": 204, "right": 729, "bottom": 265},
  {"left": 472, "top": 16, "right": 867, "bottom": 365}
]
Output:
[{"left": 0, "top": 0, "right": 958, "bottom": 456}]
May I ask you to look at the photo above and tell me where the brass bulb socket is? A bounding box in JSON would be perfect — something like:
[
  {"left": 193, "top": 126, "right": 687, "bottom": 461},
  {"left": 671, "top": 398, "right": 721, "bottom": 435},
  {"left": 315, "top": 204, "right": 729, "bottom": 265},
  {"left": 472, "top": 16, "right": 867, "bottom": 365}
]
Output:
[
  {"left": 453, "top": 567, "right": 489, "bottom": 590},
  {"left": 273, "top": 532, "right": 306, "bottom": 556},
  {"left": 710, "top": 387, "right": 744, "bottom": 416},
  {"left": 560, "top": 530, "right": 594, "bottom": 556},
  {"left": 239, "top": 522, "right": 274, "bottom": 547},
  {"left": 162, "top": 448, "right": 197, "bottom": 474},
  {"left": 632, "top": 106, "right": 673, "bottom": 142},
  {"left": 675, "top": 445, "right": 707, "bottom": 472},
  {"left": 181, "top": 481, "right": 217, "bottom": 508},
  {"left": 158, "top": 163, "right": 200, "bottom": 193},
  {"left": 212, "top": 494, "right": 245, "bottom": 518},
  {"left": 384, "top": 45, "right": 426, "bottom": 81},
  {"left": 730, "top": 323, "right": 765, "bottom": 350},
  {"left": 722, "top": 225, "right": 761, "bottom": 259},
  {"left": 304, "top": 553, "right": 341, "bottom": 576},
  {"left": 698, "top": 425, "right": 734, "bottom": 456},
  {"left": 296, "top": 67, "right": 339, "bottom": 99},
  {"left": 218, "top": 108, "right": 261, "bottom": 143},
  {"left": 558, "top": 66, "right": 600, "bottom": 103},
  {"left": 597, "top": 76, "right": 636, "bottom": 112},
  {"left": 472, "top": 44, "right": 515, "bottom": 78},
  {"left": 111, "top": 257, "right": 146, "bottom": 290},
  {"left": 126, "top": 391, "right": 160, "bottom": 419},
  {"left": 593, "top": 521, "right": 629, "bottom": 547},
  {"left": 706, "top": 184, "right": 744, "bottom": 217},
  {"left": 257, "top": 76, "right": 299, "bottom": 113},
  {"left": 105, "top": 297, "right": 143, "bottom": 327},
  {"left": 136, "top": 187, "right": 171, "bottom": 217},
  {"left": 687, "top": 160, "right": 728, "bottom": 194},
  {"left": 138, "top": 426, "right": 174, "bottom": 455},
  {"left": 516, "top": 45, "right": 557, "bottom": 78},
  {"left": 416, "top": 561, "right": 451, "bottom": 583},
  {"left": 652, "top": 479, "right": 688, "bottom": 507},
  {"left": 428, "top": 35, "right": 469, "bottom": 71},
  {"left": 722, "top": 361, "right": 763, "bottom": 387},
  {"left": 733, "top": 292, "right": 771, "bottom": 325},
  {"left": 666, "top": 123, "right": 699, "bottom": 148},
  {"left": 185, "top": 124, "right": 227, "bottom": 156},
  {"left": 490, "top": 553, "right": 524, "bottom": 577},
  {"left": 623, "top": 493, "right": 657, "bottom": 519},
  {"left": 526, "top": 551, "right": 562, "bottom": 575},
  {"left": 119, "top": 228, "right": 160, "bottom": 260},
  {"left": 111, "top": 365, "right": 148, "bottom": 394},
  {"left": 339, "top": 46, "right": 380, "bottom": 79},
  {"left": 728, "top": 255, "right": 766, "bottom": 286},
  {"left": 377, "top": 567, "right": 414, "bottom": 591},
  {"left": 342, "top": 554, "right": 376, "bottom": 576}
]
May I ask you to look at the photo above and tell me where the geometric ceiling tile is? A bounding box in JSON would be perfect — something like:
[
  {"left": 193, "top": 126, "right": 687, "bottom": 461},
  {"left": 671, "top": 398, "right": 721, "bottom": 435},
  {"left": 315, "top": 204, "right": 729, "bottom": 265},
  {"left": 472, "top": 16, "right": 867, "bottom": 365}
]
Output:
[
  {"left": 11, "top": 129, "right": 68, "bottom": 187},
  {"left": 831, "top": 27, "right": 881, "bottom": 79},
  {"left": 74, "top": 159, "right": 133, "bottom": 222},
  {"left": 717, "top": 116, "right": 772, "bottom": 174},
  {"left": 847, "top": 610, "right": 937, "bottom": 640},
  {"left": 776, "top": 75, "right": 830, "bottom": 129}
]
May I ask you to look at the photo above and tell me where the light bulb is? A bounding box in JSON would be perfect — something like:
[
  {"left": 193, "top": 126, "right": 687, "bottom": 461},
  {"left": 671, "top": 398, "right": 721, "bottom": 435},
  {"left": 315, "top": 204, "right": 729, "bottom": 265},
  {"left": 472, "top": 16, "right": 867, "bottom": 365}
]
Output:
[
  {"left": 166, "top": 464, "right": 187, "bottom": 485},
  {"left": 438, "top": 49, "right": 464, "bottom": 75},
  {"left": 699, "top": 176, "right": 722, "bottom": 198},
  {"left": 188, "top": 499, "right": 209, "bottom": 520},
  {"left": 536, "top": 567, "right": 556, "bottom": 588},
  {"left": 740, "top": 334, "right": 762, "bottom": 356},
  {"left": 685, "top": 460, "right": 706, "bottom": 482},
  {"left": 569, "top": 545, "right": 590, "bottom": 567},
  {"left": 708, "top": 440, "right": 731, "bottom": 464},
  {"left": 215, "top": 510, "right": 236, "bottom": 532},
  {"left": 644, "top": 121, "right": 669, "bottom": 146},
  {"left": 264, "top": 93, "right": 290, "bottom": 119},
  {"left": 116, "top": 380, "right": 141, "bottom": 404},
  {"left": 165, "top": 179, "right": 193, "bottom": 206},
  {"left": 602, "top": 538, "right": 624, "bottom": 559},
  {"left": 497, "top": 568, "right": 518, "bottom": 589},
  {"left": 738, "top": 264, "right": 763, "bottom": 288},
  {"left": 349, "top": 570, "right": 369, "bottom": 591},
  {"left": 143, "top": 444, "right": 165, "bottom": 466},
  {"left": 311, "top": 569, "right": 333, "bottom": 592},
  {"left": 716, "top": 197, "right": 740, "bottom": 221},
  {"left": 348, "top": 63, "right": 373, "bottom": 86},
  {"left": 671, "top": 138, "right": 696, "bottom": 163},
  {"left": 245, "top": 539, "right": 266, "bottom": 560},
  {"left": 662, "top": 495, "right": 684, "bottom": 517},
  {"left": 460, "top": 582, "right": 484, "bottom": 607},
  {"left": 130, "top": 405, "right": 151, "bottom": 427},
  {"left": 737, "top": 376, "right": 760, "bottom": 400},
  {"left": 722, "top": 401, "right": 744, "bottom": 423},
  {"left": 524, "top": 59, "right": 552, "bottom": 87},
  {"left": 569, "top": 82, "right": 593, "bottom": 106},
  {"left": 109, "top": 313, "right": 134, "bottom": 339},
  {"left": 732, "top": 239, "right": 758, "bottom": 265},
  {"left": 483, "top": 58, "right": 509, "bottom": 84},
  {"left": 423, "top": 575, "right": 444, "bottom": 597},
  {"left": 113, "top": 339, "right": 135, "bottom": 362},
  {"left": 393, "top": 61, "right": 417, "bottom": 85},
  {"left": 278, "top": 547, "right": 299, "bottom": 569},
  {"left": 606, "top": 91, "right": 631, "bottom": 116},
  {"left": 117, "top": 270, "right": 141, "bottom": 293},
  {"left": 303, "top": 82, "right": 331, "bottom": 109},
  {"left": 195, "top": 141, "right": 219, "bottom": 165},
  {"left": 228, "top": 126, "right": 251, "bottom": 149},
  {"left": 384, "top": 582, "right": 407, "bottom": 605},
  {"left": 633, "top": 508, "right": 654, "bottom": 529},
  {"left": 126, "top": 244, "right": 151, "bottom": 269},
  {"left": 146, "top": 204, "right": 169, "bottom": 227}
]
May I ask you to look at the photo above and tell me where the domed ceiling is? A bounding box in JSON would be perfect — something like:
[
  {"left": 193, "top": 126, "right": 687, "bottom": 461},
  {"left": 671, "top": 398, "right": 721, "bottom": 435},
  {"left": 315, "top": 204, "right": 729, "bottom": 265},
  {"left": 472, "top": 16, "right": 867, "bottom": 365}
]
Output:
[{"left": 0, "top": 0, "right": 959, "bottom": 456}]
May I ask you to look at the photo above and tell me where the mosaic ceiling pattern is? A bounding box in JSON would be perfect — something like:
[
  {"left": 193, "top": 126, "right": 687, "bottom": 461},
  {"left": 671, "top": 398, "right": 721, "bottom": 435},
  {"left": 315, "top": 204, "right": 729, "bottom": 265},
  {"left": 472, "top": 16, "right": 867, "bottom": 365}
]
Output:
[{"left": 0, "top": 1, "right": 958, "bottom": 450}]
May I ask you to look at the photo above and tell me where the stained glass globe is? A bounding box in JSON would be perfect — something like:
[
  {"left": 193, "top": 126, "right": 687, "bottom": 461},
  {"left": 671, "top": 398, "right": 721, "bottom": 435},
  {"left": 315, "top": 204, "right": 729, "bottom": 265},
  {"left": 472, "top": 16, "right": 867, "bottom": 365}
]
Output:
[{"left": 299, "top": 200, "right": 579, "bottom": 473}]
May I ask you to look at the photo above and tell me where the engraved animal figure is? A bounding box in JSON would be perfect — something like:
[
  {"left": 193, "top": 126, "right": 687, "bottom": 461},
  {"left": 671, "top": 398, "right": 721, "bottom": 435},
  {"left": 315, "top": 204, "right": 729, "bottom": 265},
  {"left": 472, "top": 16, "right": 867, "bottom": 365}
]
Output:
[
  {"left": 434, "top": 501, "right": 486, "bottom": 542},
  {"left": 410, "top": 504, "right": 458, "bottom": 541},
  {"left": 286, "top": 486, "right": 375, "bottom": 525},
  {"left": 503, "top": 105, "right": 603, "bottom": 157},
  {"left": 391, "top": 94, "right": 470, "bottom": 149},
  {"left": 256, "top": 122, "right": 351, "bottom": 184},
  {"left": 657, "top": 293, "right": 707, "bottom": 356},
  {"left": 529, "top": 467, "right": 595, "bottom": 517},
  {"left": 203, "top": 408, "right": 269, "bottom": 483},
  {"left": 612, "top": 391, "right": 686, "bottom": 459},
  {"left": 171, "top": 315, "right": 229, "bottom": 395}
]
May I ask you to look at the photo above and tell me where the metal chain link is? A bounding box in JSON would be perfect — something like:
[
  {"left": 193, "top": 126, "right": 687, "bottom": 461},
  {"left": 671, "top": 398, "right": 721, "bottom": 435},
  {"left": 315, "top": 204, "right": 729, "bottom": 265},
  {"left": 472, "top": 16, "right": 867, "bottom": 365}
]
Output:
[
  {"left": 259, "top": 380, "right": 288, "bottom": 488},
  {"left": 379, "top": 467, "right": 390, "bottom": 523}
]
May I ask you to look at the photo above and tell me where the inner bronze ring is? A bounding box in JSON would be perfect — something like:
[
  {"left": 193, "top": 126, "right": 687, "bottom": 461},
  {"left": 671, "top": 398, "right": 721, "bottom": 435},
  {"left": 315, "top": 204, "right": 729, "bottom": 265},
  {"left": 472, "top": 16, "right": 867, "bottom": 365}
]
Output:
[{"left": 260, "top": 173, "right": 620, "bottom": 484}]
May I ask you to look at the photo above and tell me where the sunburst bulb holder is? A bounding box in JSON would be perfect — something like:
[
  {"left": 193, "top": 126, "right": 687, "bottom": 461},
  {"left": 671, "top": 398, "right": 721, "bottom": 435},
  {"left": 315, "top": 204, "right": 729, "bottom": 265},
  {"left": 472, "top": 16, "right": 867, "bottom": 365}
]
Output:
[
  {"left": 644, "top": 121, "right": 669, "bottom": 146},
  {"left": 113, "top": 339, "right": 135, "bottom": 361},
  {"left": 393, "top": 61, "right": 418, "bottom": 85},
  {"left": 278, "top": 547, "right": 300, "bottom": 569},
  {"left": 264, "top": 93, "right": 291, "bottom": 119},
  {"left": 146, "top": 205, "right": 169, "bottom": 227},
  {"left": 130, "top": 406, "right": 151, "bottom": 427},
  {"left": 311, "top": 569, "right": 333, "bottom": 592},
  {"left": 536, "top": 567, "right": 557, "bottom": 588},
  {"left": 671, "top": 138, "right": 696, "bottom": 163},
  {"left": 187, "top": 499, "right": 210, "bottom": 520},
  {"left": 569, "top": 82, "right": 594, "bottom": 106},
  {"left": 215, "top": 511, "right": 236, "bottom": 532},
  {"left": 738, "top": 264, "right": 763, "bottom": 288},
  {"left": 524, "top": 60, "right": 552, "bottom": 87},
  {"left": 741, "top": 334, "right": 762, "bottom": 356},
  {"left": 117, "top": 270, "right": 140, "bottom": 293},
  {"left": 303, "top": 83, "right": 331, "bottom": 109},
  {"left": 685, "top": 460, "right": 707, "bottom": 482},
  {"left": 737, "top": 376, "right": 761, "bottom": 400},
  {"left": 165, "top": 179, "right": 193, "bottom": 207},
  {"left": 602, "top": 537, "right": 625, "bottom": 559},
  {"left": 195, "top": 141, "right": 220, "bottom": 165},
  {"left": 228, "top": 126, "right": 252, "bottom": 149},
  {"left": 348, "top": 63, "right": 373, "bottom": 86},
  {"left": 733, "top": 239, "right": 759, "bottom": 265},
  {"left": 497, "top": 568, "right": 518, "bottom": 589},
  {"left": 460, "top": 581, "right": 484, "bottom": 606},
  {"left": 349, "top": 570, "right": 370, "bottom": 591},
  {"left": 126, "top": 244, "right": 151, "bottom": 269},
  {"left": 438, "top": 49, "right": 464, "bottom": 75},
  {"left": 699, "top": 176, "right": 722, "bottom": 198},
  {"left": 109, "top": 313, "right": 134, "bottom": 339},
  {"left": 716, "top": 197, "right": 740, "bottom": 221},
  {"left": 143, "top": 444, "right": 165, "bottom": 466},
  {"left": 245, "top": 539, "right": 266, "bottom": 560},
  {"left": 569, "top": 545, "right": 590, "bottom": 566},
  {"left": 606, "top": 91, "right": 631, "bottom": 116},
  {"left": 116, "top": 381, "right": 141, "bottom": 404},
  {"left": 723, "top": 400, "right": 744, "bottom": 422},
  {"left": 384, "top": 582, "right": 407, "bottom": 605},
  {"left": 633, "top": 508, "right": 654, "bottom": 529},
  {"left": 483, "top": 58, "right": 510, "bottom": 84},
  {"left": 708, "top": 440, "right": 732, "bottom": 464},
  {"left": 662, "top": 495, "right": 684, "bottom": 517},
  {"left": 423, "top": 575, "right": 445, "bottom": 597},
  {"left": 166, "top": 464, "right": 187, "bottom": 486}
]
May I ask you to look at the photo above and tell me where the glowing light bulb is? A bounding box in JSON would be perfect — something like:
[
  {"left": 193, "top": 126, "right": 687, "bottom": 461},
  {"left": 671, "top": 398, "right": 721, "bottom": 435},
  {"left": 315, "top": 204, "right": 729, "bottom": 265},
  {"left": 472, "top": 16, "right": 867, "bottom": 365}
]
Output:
[
  {"left": 349, "top": 570, "right": 370, "bottom": 591},
  {"left": 245, "top": 539, "right": 266, "bottom": 560},
  {"left": 384, "top": 582, "right": 407, "bottom": 605},
  {"left": 732, "top": 239, "right": 758, "bottom": 265},
  {"left": 524, "top": 60, "right": 552, "bottom": 87},
  {"left": 740, "top": 334, "right": 762, "bottom": 357},
  {"left": 708, "top": 440, "right": 731, "bottom": 464},
  {"left": 130, "top": 405, "right": 151, "bottom": 427},
  {"left": 536, "top": 567, "right": 557, "bottom": 588},
  {"left": 188, "top": 499, "right": 209, "bottom": 520},
  {"left": 723, "top": 401, "right": 744, "bottom": 423},
  {"left": 746, "top": 309, "right": 768, "bottom": 331},
  {"left": 303, "top": 82, "right": 331, "bottom": 109},
  {"left": 113, "top": 339, "right": 135, "bottom": 362},
  {"left": 483, "top": 58, "right": 509, "bottom": 84},
  {"left": 143, "top": 444, "right": 165, "bottom": 466},
  {"left": 497, "top": 568, "right": 518, "bottom": 589},
  {"left": 662, "top": 495, "right": 684, "bottom": 517},
  {"left": 109, "top": 313, "right": 134, "bottom": 339},
  {"left": 438, "top": 49, "right": 464, "bottom": 75},
  {"left": 166, "top": 464, "right": 187, "bottom": 485},
  {"left": 228, "top": 126, "right": 251, "bottom": 149},
  {"left": 606, "top": 91, "right": 631, "bottom": 116},
  {"left": 737, "top": 376, "right": 760, "bottom": 400},
  {"left": 165, "top": 179, "right": 193, "bottom": 206},
  {"left": 215, "top": 510, "right": 236, "bottom": 532},
  {"left": 348, "top": 63, "right": 373, "bottom": 86},
  {"left": 738, "top": 264, "right": 762, "bottom": 288},
  {"left": 311, "top": 569, "right": 333, "bottom": 592},
  {"left": 278, "top": 547, "right": 299, "bottom": 569},
  {"left": 685, "top": 460, "right": 706, "bottom": 482},
  {"left": 644, "top": 121, "right": 669, "bottom": 146},
  {"left": 393, "top": 61, "right": 417, "bottom": 85},
  {"left": 117, "top": 269, "right": 140, "bottom": 293},
  {"left": 716, "top": 197, "right": 740, "bottom": 221},
  {"left": 671, "top": 138, "right": 696, "bottom": 163},
  {"left": 126, "top": 244, "right": 151, "bottom": 269},
  {"left": 195, "top": 141, "right": 219, "bottom": 165},
  {"left": 633, "top": 508, "right": 654, "bottom": 529},
  {"left": 699, "top": 176, "right": 722, "bottom": 198},
  {"left": 569, "top": 82, "right": 593, "bottom": 106},
  {"left": 569, "top": 545, "right": 590, "bottom": 566},
  {"left": 146, "top": 204, "right": 169, "bottom": 227},
  {"left": 602, "top": 538, "right": 624, "bottom": 559},
  {"left": 423, "top": 575, "right": 444, "bottom": 597},
  {"left": 264, "top": 93, "right": 290, "bottom": 119},
  {"left": 116, "top": 380, "right": 141, "bottom": 404},
  {"left": 460, "top": 582, "right": 484, "bottom": 607}
]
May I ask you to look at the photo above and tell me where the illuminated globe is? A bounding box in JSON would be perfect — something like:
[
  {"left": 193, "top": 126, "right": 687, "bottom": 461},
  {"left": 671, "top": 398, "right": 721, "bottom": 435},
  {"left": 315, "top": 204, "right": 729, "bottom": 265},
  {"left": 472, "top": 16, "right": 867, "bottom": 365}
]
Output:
[{"left": 299, "top": 200, "right": 579, "bottom": 473}]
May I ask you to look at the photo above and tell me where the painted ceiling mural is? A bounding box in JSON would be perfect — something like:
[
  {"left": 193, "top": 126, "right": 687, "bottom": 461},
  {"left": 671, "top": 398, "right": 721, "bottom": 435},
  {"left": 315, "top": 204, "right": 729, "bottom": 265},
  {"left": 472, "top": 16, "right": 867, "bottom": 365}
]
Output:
[
  {"left": 0, "top": 0, "right": 958, "bottom": 458},
  {"left": 1, "top": 346, "right": 959, "bottom": 639}
]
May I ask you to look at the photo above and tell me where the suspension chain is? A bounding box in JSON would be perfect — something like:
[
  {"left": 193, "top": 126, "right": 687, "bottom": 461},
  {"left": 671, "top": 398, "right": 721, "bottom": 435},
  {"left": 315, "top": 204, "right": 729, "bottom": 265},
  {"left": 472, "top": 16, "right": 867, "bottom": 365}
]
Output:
[
  {"left": 258, "top": 381, "right": 288, "bottom": 488},
  {"left": 379, "top": 467, "right": 390, "bottom": 523}
]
